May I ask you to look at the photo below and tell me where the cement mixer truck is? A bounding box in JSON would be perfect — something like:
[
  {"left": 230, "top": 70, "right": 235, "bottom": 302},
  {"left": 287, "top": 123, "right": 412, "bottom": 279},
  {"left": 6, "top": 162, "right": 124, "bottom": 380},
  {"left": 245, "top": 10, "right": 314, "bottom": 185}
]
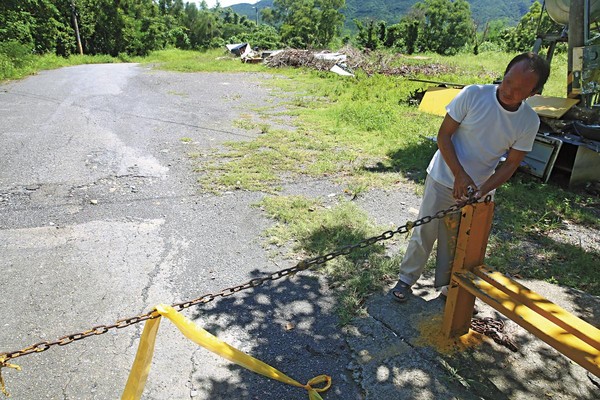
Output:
[
  {"left": 545, "top": 0, "right": 599, "bottom": 24},
  {"left": 539, "top": 0, "right": 599, "bottom": 106},
  {"left": 524, "top": 0, "right": 599, "bottom": 187}
]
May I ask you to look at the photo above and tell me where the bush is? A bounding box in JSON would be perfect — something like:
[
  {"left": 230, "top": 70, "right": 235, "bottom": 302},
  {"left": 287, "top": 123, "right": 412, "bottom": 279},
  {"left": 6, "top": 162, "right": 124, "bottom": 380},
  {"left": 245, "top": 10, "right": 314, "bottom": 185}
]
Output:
[
  {"left": 0, "top": 40, "right": 34, "bottom": 68},
  {"left": 228, "top": 25, "right": 282, "bottom": 51},
  {"left": 0, "top": 40, "right": 35, "bottom": 79},
  {"left": 477, "top": 41, "right": 503, "bottom": 53},
  {"left": 0, "top": 53, "right": 17, "bottom": 80}
]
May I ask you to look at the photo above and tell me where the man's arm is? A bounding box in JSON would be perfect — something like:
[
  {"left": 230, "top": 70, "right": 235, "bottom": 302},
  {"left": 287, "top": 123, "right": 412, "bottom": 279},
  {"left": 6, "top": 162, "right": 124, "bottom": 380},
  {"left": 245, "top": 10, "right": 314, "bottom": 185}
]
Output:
[
  {"left": 437, "top": 113, "right": 476, "bottom": 199},
  {"left": 476, "top": 147, "right": 527, "bottom": 198}
]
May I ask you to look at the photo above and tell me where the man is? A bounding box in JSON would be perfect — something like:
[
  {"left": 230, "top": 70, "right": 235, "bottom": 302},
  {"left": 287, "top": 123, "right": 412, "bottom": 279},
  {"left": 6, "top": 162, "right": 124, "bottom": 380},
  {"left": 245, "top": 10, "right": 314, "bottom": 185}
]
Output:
[{"left": 391, "top": 52, "right": 550, "bottom": 302}]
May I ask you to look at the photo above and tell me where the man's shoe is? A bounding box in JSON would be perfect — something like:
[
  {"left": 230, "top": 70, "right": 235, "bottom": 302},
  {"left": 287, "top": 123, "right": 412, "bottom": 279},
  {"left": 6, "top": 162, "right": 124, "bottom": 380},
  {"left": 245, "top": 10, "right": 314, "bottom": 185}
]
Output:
[{"left": 389, "top": 280, "right": 412, "bottom": 303}]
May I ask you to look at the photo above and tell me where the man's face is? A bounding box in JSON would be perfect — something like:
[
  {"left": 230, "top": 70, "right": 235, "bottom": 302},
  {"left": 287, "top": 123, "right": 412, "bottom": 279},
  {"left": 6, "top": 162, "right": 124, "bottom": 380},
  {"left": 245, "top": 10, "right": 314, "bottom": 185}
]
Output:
[{"left": 497, "top": 60, "right": 539, "bottom": 110}]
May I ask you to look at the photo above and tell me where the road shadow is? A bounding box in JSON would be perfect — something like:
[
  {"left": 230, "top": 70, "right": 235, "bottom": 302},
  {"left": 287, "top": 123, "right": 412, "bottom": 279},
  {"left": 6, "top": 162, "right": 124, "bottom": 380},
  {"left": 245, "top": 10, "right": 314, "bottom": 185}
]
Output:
[
  {"left": 180, "top": 182, "right": 599, "bottom": 399},
  {"left": 438, "top": 305, "right": 600, "bottom": 400},
  {"left": 188, "top": 271, "right": 362, "bottom": 399},
  {"left": 354, "top": 282, "right": 496, "bottom": 399}
]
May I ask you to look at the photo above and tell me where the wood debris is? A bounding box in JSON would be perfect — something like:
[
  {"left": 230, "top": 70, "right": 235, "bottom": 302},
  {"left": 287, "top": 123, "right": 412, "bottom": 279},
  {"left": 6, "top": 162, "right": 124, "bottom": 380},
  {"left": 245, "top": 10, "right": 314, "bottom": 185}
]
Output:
[{"left": 264, "top": 46, "right": 455, "bottom": 77}]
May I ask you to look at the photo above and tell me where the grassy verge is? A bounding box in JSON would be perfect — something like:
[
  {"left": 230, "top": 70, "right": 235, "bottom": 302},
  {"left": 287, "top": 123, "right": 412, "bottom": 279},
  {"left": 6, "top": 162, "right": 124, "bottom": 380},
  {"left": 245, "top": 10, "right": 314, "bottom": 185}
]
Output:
[
  {"left": 489, "top": 174, "right": 599, "bottom": 293},
  {"left": 0, "top": 50, "right": 124, "bottom": 82},
  {"left": 0, "top": 47, "right": 265, "bottom": 82},
  {"left": 135, "top": 48, "right": 268, "bottom": 73}
]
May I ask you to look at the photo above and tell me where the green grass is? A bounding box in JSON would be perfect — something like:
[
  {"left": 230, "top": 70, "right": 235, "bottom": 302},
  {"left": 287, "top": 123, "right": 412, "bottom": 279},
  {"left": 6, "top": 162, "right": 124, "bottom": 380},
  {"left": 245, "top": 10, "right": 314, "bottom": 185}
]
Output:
[
  {"left": 134, "top": 48, "right": 268, "bottom": 73},
  {"left": 0, "top": 51, "right": 124, "bottom": 82},
  {"left": 488, "top": 175, "right": 599, "bottom": 293},
  {"left": 197, "top": 68, "right": 443, "bottom": 194}
]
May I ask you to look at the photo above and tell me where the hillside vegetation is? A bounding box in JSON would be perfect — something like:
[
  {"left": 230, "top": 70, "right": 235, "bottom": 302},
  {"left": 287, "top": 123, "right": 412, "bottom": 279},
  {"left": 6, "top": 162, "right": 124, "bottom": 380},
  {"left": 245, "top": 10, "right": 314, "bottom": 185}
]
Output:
[
  {"left": 1, "top": 0, "right": 560, "bottom": 75},
  {"left": 233, "top": 0, "right": 536, "bottom": 29}
]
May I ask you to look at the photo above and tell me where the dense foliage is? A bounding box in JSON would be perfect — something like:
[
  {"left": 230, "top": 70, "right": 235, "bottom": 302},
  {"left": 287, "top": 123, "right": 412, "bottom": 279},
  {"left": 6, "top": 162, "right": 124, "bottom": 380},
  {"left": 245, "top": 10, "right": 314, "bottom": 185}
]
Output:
[
  {"left": 0, "top": 0, "right": 274, "bottom": 57},
  {"left": 235, "top": 0, "right": 538, "bottom": 30},
  {"left": 354, "top": 0, "right": 562, "bottom": 56},
  {"left": 0, "top": 0, "right": 562, "bottom": 67},
  {"left": 272, "top": 0, "right": 346, "bottom": 48},
  {"left": 500, "top": 0, "right": 562, "bottom": 52}
]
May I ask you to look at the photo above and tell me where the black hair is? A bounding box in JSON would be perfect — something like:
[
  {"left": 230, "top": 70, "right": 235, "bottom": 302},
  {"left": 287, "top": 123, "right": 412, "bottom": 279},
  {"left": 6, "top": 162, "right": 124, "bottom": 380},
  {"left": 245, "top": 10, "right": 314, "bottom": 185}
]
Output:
[{"left": 504, "top": 52, "right": 551, "bottom": 94}]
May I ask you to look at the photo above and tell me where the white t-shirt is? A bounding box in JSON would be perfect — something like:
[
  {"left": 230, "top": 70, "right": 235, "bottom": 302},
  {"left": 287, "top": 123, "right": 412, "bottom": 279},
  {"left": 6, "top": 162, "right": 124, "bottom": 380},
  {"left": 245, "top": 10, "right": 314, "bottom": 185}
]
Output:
[{"left": 427, "top": 84, "right": 539, "bottom": 188}]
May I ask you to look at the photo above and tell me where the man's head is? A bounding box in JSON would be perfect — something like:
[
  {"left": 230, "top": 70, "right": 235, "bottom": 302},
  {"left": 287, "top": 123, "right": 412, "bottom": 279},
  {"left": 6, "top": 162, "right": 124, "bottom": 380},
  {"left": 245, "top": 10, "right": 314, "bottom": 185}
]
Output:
[{"left": 498, "top": 52, "right": 550, "bottom": 110}]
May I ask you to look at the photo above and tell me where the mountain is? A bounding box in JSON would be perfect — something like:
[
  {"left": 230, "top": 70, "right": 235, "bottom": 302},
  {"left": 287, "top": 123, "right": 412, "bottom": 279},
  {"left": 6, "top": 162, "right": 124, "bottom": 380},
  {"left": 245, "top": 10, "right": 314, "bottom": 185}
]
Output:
[
  {"left": 229, "top": 0, "right": 535, "bottom": 30},
  {"left": 230, "top": 1, "right": 274, "bottom": 20}
]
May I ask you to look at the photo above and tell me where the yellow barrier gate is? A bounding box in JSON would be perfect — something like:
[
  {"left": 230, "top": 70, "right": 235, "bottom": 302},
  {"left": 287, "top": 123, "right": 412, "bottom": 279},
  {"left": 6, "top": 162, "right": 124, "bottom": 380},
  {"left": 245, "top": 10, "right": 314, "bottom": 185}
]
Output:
[{"left": 442, "top": 201, "right": 600, "bottom": 377}]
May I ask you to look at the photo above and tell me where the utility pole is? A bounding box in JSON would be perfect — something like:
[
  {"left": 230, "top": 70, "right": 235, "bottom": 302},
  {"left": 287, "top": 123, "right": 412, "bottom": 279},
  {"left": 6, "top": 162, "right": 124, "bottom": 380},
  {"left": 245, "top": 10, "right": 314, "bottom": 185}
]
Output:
[
  {"left": 253, "top": 6, "right": 259, "bottom": 25},
  {"left": 71, "top": 1, "right": 83, "bottom": 55}
]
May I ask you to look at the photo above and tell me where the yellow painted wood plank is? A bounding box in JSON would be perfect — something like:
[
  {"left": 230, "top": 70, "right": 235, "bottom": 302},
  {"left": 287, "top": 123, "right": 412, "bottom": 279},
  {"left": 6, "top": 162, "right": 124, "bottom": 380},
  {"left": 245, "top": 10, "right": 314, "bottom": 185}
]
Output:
[
  {"left": 418, "top": 87, "right": 462, "bottom": 117},
  {"left": 462, "top": 203, "right": 494, "bottom": 269},
  {"left": 526, "top": 95, "right": 580, "bottom": 119},
  {"left": 453, "top": 272, "right": 600, "bottom": 377},
  {"left": 474, "top": 266, "right": 600, "bottom": 350},
  {"left": 443, "top": 202, "right": 495, "bottom": 337},
  {"left": 442, "top": 205, "right": 476, "bottom": 337}
]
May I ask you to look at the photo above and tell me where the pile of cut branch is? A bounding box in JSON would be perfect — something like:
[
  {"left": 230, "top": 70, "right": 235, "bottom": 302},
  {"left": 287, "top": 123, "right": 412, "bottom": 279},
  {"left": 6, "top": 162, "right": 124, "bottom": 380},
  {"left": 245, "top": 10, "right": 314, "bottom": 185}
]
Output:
[
  {"left": 264, "top": 49, "right": 337, "bottom": 71},
  {"left": 264, "top": 46, "right": 455, "bottom": 77}
]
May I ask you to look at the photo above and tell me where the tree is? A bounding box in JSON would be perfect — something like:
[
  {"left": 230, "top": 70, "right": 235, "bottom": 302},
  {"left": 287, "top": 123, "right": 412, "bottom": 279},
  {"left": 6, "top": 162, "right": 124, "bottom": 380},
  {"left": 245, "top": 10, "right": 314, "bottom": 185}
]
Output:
[
  {"left": 220, "top": 7, "right": 262, "bottom": 44},
  {"left": 229, "top": 24, "right": 282, "bottom": 50},
  {"left": 260, "top": 7, "right": 276, "bottom": 26},
  {"left": 0, "top": 0, "right": 72, "bottom": 55},
  {"left": 413, "top": 0, "right": 474, "bottom": 55},
  {"left": 354, "top": 19, "right": 381, "bottom": 50},
  {"left": 159, "top": 0, "right": 189, "bottom": 49},
  {"left": 500, "top": 1, "right": 561, "bottom": 53},
  {"left": 401, "top": 11, "right": 422, "bottom": 54},
  {"left": 273, "top": 0, "right": 345, "bottom": 48},
  {"left": 182, "top": 2, "right": 222, "bottom": 49},
  {"left": 486, "top": 18, "right": 510, "bottom": 44},
  {"left": 317, "top": 0, "right": 346, "bottom": 47}
]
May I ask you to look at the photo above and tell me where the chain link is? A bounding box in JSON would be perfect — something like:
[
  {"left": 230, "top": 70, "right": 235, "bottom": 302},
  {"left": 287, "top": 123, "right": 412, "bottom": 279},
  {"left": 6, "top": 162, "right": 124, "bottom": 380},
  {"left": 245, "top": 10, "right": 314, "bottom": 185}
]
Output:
[
  {"left": 0, "top": 198, "right": 476, "bottom": 363},
  {"left": 470, "top": 317, "right": 518, "bottom": 352}
]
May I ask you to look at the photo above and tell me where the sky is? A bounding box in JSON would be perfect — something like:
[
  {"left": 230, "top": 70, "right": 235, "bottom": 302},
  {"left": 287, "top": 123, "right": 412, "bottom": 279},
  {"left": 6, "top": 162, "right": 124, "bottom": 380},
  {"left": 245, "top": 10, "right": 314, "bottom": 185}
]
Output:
[{"left": 192, "top": 0, "right": 258, "bottom": 8}]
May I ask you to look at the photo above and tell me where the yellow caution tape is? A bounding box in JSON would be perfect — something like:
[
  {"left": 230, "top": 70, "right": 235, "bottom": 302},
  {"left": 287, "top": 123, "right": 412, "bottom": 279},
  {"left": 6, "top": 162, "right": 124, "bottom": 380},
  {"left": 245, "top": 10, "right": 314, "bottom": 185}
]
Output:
[
  {"left": 0, "top": 356, "right": 22, "bottom": 397},
  {"left": 122, "top": 304, "right": 331, "bottom": 400},
  {"left": 121, "top": 315, "right": 161, "bottom": 400}
]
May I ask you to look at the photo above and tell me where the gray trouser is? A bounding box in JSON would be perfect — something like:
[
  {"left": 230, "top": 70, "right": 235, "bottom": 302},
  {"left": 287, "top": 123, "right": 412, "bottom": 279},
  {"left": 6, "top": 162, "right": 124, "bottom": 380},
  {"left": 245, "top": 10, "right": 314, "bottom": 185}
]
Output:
[{"left": 398, "top": 175, "right": 459, "bottom": 288}]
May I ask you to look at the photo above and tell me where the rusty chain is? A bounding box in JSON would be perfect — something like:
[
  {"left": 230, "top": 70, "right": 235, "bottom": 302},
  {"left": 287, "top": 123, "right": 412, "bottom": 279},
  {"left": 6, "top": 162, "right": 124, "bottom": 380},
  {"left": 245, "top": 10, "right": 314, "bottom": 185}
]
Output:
[
  {"left": 0, "top": 197, "right": 478, "bottom": 364},
  {"left": 470, "top": 317, "right": 518, "bottom": 352}
]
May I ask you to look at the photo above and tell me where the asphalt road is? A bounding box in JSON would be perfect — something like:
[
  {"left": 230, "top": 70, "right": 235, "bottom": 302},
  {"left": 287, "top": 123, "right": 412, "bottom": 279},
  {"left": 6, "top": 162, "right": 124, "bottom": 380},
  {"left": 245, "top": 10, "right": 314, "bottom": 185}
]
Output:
[{"left": 0, "top": 64, "right": 362, "bottom": 399}]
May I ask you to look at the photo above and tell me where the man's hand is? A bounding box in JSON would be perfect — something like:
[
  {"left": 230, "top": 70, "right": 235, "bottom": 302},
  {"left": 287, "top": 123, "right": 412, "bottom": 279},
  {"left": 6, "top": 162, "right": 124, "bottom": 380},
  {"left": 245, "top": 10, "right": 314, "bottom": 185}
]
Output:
[{"left": 453, "top": 170, "right": 477, "bottom": 200}]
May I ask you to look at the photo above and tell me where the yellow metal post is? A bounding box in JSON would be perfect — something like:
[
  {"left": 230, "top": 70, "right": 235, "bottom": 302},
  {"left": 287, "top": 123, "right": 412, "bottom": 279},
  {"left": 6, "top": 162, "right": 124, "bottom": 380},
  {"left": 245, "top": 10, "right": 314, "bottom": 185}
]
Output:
[{"left": 442, "top": 201, "right": 495, "bottom": 337}]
